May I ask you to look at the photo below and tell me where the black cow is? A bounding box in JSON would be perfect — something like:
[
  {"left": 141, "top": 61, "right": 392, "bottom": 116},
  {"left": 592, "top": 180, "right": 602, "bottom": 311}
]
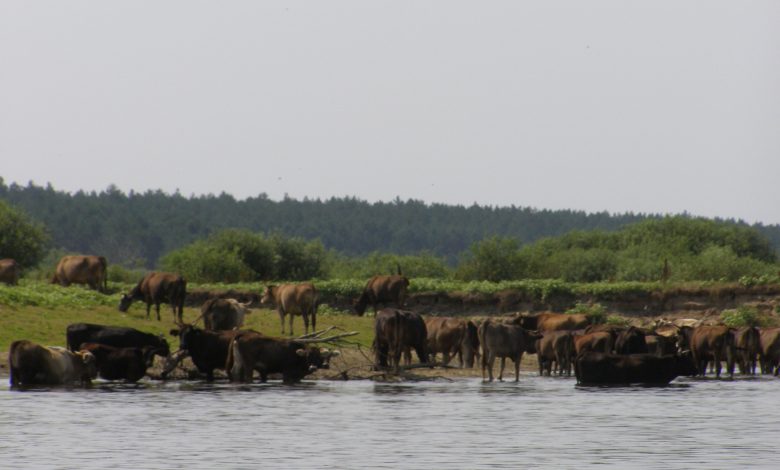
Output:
[
  {"left": 78, "top": 343, "right": 155, "bottom": 382},
  {"left": 614, "top": 327, "right": 649, "bottom": 355},
  {"left": 225, "top": 331, "right": 338, "bottom": 383},
  {"left": 373, "top": 308, "right": 428, "bottom": 370},
  {"left": 66, "top": 323, "right": 170, "bottom": 358},
  {"left": 575, "top": 352, "right": 698, "bottom": 385},
  {"left": 167, "top": 324, "right": 246, "bottom": 381}
]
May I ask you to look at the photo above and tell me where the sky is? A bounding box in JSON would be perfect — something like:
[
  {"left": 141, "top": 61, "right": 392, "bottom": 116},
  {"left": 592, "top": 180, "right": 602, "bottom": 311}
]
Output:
[{"left": 1, "top": 1, "right": 778, "bottom": 224}]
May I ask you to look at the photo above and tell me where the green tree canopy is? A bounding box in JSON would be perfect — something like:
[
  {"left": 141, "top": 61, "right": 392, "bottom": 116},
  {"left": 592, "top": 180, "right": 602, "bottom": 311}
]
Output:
[{"left": 0, "top": 200, "right": 49, "bottom": 269}]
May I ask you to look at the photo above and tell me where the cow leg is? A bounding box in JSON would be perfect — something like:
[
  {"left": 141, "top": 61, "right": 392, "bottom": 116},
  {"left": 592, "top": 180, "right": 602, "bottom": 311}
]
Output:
[
  {"left": 156, "top": 303, "right": 161, "bottom": 322},
  {"left": 486, "top": 352, "right": 496, "bottom": 382},
  {"left": 714, "top": 353, "right": 722, "bottom": 379},
  {"left": 514, "top": 354, "right": 521, "bottom": 382},
  {"left": 302, "top": 313, "right": 309, "bottom": 336},
  {"left": 498, "top": 357, "right": 506, "bottom": 381},
  {"left": 279, "top": 311, "right": 285, "bottom": 335}
]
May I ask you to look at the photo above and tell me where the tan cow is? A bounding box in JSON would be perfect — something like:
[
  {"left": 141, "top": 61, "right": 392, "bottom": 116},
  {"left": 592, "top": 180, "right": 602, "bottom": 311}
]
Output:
[
  {"left": 512, "top": 312, "right": 590, "bottom": 332},
  {"left": 759, "top": 327, "right": 780, "bottom": 375},
  {"left": 690, "top": 326, "right": 735, "bottom": 378},
  {"left": 9, "top": 340, "right": 97, "bottom": 386},
  {"left": 261, "top": 283, "right": 318, "bottom": 335},
  {"left": 52, "top": 255, "right": 108, "bottom": 292},
  {"left": 119, "top": 272, "right": 187, "bottom": 322},
  {"left": 573, "top": 331, "right": 613, "bottom": 356},
  {"left": 426, "top": 317, "right": 479, "bottom": 368},
  {"left": 0, "top": 258, "right": 20, "bottom": 285},
  {"left": 536, "top": 331, "right": 574, "bottom": 376},
  {"left": 354, "top": 274, "right": 410, "bottom": 316}
]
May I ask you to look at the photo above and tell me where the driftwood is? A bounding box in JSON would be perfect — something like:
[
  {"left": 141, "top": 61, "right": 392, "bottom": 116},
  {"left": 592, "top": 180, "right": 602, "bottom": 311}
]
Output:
[
  {"left": 294, "top": 331, "right": 359, "bottom": 344},
  {"left": 160, "top": 349, "right": 190, "bottom": 378}
]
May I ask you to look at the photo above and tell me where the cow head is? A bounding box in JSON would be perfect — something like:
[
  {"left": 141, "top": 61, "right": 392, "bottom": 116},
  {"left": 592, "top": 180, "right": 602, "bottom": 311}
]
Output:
[
  {"left": 295, "top": 347, "right": 339, "bottom": 372},
  {"left": 118, "top": 294, "right": 134, "bottom": 312},
  {"left": 77, "top": 350, "right": 98, "bottom": 382},
  {"left": 170, "top": 325, "right": 199, "bottom": 352},
  {"left": 260, "top": 286, "right": 275, "bottom": 305}
]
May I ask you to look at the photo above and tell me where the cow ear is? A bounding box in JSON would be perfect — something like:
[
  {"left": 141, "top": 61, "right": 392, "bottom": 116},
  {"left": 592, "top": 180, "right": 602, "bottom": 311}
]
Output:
[{"left": 296, "top": 349, "right": 307, "bottom": 357}]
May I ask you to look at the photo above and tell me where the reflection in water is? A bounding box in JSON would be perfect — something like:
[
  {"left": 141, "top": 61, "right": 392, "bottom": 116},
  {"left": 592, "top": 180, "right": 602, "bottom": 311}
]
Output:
[{"left": 2, "top": 376, "right": 779, "bottom": 469}]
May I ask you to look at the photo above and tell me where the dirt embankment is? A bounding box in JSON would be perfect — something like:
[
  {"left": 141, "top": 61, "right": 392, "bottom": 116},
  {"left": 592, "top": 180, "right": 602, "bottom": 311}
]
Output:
[{"left": 187, "top": 284, "right": 780, "bottom": 318}]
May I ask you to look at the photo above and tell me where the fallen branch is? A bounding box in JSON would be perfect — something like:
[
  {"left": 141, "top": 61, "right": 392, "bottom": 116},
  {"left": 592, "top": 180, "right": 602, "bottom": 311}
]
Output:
[
  {"left": 161, "top": 349, "right": 190, "bottom": 378},
  {"left": 294, "top": 331, "right": 359, "bottom": 344},
  {"left": 296, "top": 326, "right": 338, "bottom": 340}
]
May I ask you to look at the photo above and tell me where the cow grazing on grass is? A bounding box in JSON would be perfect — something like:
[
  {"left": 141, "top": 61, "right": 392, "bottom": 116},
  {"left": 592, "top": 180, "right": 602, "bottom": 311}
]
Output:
[
  {"left": 52, "top": 255, "right": 107, "bottom": 292},
  {"left": 118, "top": 272, "right": 186, "bottom": 322},
  {"left": 354, "top": 272, "right": 410, "bottom": 316},
  {"left": 261, "top": 283, "right": 317, "bottom": 336},
  {"left": 78, "top": 343, "right": 155, "bottom": 382},
  {"left": 0, "top": 258, "right": 20, "bottom": 285},
  {"left": 226, "top": 331, "right": 338, "bottom": 384},
  {"left": 575, "top": 352, "right": 698, "bottom": 385},
  {"left": 479, "top": 319, "right": 542, "bottom": 382},
  {"left": 167, "top": 324, "right": 246, "bottom": 381},
  {"left": 66, "top": 323, "right": 170, "bottom": 358},
  {"left": 425, "top": 317, "right": 479, "bottom": 368},
  {"left": 9, "top": 340, "right": 97, "bottom": 386},
  {"left": 373, "top": 309, "right": 428, "bottom": 370},
  {"left": 201, "top": 298, "right": 252, "bottom": 331}
]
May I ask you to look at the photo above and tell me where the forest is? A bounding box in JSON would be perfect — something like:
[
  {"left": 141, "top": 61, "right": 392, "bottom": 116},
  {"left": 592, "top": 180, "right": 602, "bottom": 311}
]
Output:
[{"left": 1, "top": 178, "right": 779, "bottom": 284}]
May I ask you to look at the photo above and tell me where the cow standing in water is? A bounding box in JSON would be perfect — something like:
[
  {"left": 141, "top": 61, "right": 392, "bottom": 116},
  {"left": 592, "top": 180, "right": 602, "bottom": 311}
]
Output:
[
  {"left": 261, "top": 283, "right": 318, "bottom": 336},
  {"left": 52, "top": 255, "right": 108, "bottom": 292},
  {"left": 118, "top": 272, "right": 187, "bottom": 322}
]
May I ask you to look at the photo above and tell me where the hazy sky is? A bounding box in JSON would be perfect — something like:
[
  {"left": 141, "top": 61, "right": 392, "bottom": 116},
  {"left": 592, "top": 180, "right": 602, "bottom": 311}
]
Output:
[{"left": 1, "top": 1, "right": 778, "bottom": 224}]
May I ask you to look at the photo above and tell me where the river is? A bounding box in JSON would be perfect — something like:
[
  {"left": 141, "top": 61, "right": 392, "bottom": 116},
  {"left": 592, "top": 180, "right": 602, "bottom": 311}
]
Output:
[{"left": 1, "top": 375, "right": 778, "bottom": 469}]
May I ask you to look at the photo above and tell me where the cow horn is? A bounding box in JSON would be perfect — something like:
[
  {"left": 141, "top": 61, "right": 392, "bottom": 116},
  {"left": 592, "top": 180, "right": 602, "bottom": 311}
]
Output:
[{"left": 295, "top": 348, "right": 307, "bottom": 357}]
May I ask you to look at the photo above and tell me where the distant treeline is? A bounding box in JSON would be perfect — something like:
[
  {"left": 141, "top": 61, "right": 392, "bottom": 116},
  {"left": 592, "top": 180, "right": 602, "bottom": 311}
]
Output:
[{"left": 2, "top": 179, "right": 780, "bottom": 278}]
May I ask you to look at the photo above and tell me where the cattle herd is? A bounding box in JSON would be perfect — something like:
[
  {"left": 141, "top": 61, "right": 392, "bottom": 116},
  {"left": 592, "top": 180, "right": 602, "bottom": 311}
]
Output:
[{"left": 4, "top": 256, "right": 780, "bottom": 388}]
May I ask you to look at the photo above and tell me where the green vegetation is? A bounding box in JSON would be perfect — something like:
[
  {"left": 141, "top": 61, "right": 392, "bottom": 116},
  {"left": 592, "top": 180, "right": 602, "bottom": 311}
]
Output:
[
  {"left": 0, "top": 199, "right": 48, "bottom": 268},
  {"left": 720, "top": 306, "right": 778, "bottom": 328},
  {"left": 565, "top": 301, "right": 607, "bottom": 324}
]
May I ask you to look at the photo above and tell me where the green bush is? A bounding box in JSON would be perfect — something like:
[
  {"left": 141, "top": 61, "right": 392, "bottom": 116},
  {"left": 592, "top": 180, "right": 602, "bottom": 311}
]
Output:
[
  {"left": 329, "top": 251, "right": 451, "bottom": 279},
  {"left": 0, "top": 200, "right": 49, "bottom": 269},
  {"left": 455, "top": 236, "right": 524, "bottom": 282},
  {"left": 160, "top": 241, "right": 255, "bottom": 283},
  {"left": 720, "top": 306, "right": 774, "bottom": 328},
  {"left": 565, "top": 301, "right": 607, "bottom": 324}
]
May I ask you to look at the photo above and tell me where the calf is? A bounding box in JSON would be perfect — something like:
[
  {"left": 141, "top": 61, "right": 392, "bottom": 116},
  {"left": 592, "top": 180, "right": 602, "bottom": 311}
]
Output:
[
  {"left": 426, "top": 317, "right": 478, "bottom": 368},
  {"left": 9, "top": 340, "right": 97, "bottom": 386},
  {"left": 536, "top": 331, "right": 574, "bottom": 376},
  {"left": 201, "top": 298, "right": 252, "bottom": 331}
]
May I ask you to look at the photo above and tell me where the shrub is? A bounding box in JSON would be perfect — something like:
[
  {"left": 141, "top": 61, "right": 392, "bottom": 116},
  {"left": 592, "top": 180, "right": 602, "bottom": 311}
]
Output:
[
  {"left": 0, "top": 200, "right": 49, "bottom": 269},
  {"left": 566, "top": 301, "right": 607, "bottom": 324},
  {"left": 455, "top": 236, "right": 524, "bottom": 282},
  {"left": 720, "top": 306, "right": 773, "bottom": 328}
]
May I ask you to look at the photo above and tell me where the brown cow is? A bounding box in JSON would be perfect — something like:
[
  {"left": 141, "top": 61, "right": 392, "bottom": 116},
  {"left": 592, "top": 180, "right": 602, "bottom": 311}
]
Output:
[
  {"left": 479, "top": 319, "right": 542, "bottom": 382},
  {"left": 9, "top": 340, "right": 97, "bottom": 386},
  {"left": 614, "top": 327, "right": 649, "bottom": 355},
  {"left": 373, "top": 309, "right": 428, "bottom": 370},
  {"left": 645, "top": 334, "right": 678, "bottom": 357},
  {"left": 690, "top": 326, "right": 735, "bottom": 378},
  {"left": 426, "top": 317, "right": 479, "bottom": 368},
  {"left": 261, "top": 283, "right": 317, "bottom": 336},
  {"left": 52, "top": 255, "right": 107, "bottom": 292},
  {"left": 573, "top": 331, "right": 613, "bottom": 356},
  {"left": 733, "top": 326, "right": 760, "bottom": 375},
  {"left": 759, "top": 327, "right": 780, "bottom": 375},
  {"left": 200, "top": 298, "right": 252, "bottom": 331},
  {"left": 226, "top": 331, "right": 338, "bottom": 383},
  {"left": 354, "top": 274, "right": 410, "bottom": 316},
  {"left": 0, "top": 258, "right": 20, "bottom": 285},
  {"left": 536, "top": 331, "right": 574, "bottom": 376},
  {"left": 511, "top": 312, "right": 590, "bottom": 332},
  {"left": 167, "top": 325, "right": 247, "bottom": 381},
  {"left": 118, "top": 272, "right": 187, "bottom": 322}
]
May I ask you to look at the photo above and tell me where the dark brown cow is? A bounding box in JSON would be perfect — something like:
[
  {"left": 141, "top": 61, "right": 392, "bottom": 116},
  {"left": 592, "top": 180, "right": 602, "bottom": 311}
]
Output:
[
  {"left": 9, "top": 340, "right": 97, "bottom": 386},
  {"left": 261, "top": 283, "right": 317, "bottom": 336},
  {"left": 0, "top": 258, "right": 20, "bottom": 285},
  {"left": 52, "top": 255, "right": 107, "bottom": 292},
  {"left": 645, "top": 334, "right": 678, "bottom": 357},
  {"left": 225, "top": 331, "right": 338, "bottom": 383},
  {"left": 536, "top": 331, "right": 574, "bottom": 376},
  {"left": 78, "top": 343, "right": 155, "bottom": 382},
  {"left": 573, "top": 331, "right": 613, "bottom": 356},
  {"left": 118, "top": 272, "right": 186, "bottom": 322},
  {"left": 354, "top": 274, "right": 410, "bottom": 316},
  {"left": 479, "top": 319, "right": 542, "bottom": 382},
  {"left": 575, "top": 352, "right": 698, "bottom": 385},
  {"left": 373, "top": 309, "right": 428, "bottom": 370},
  {"left": 690, "top": 326, "right": 735, "bottom": 378},
  {"left": 200, "top": 298, "right": 252, "bottom": 331},
  {"left": 426, "top": 317, "right": 479, "bottom": 368},
  {"left": 512, "top": 313, "right": 590, "bottom": 332},
  {"left": 167, "top": 325, "right": 248, "bottom": 381},
  {"left": 614, "top": 327, "right": 649, "bottom": 355},
  {"left": 759, "top": 327, "right": 780, "bottom": 375},
  {"left": 733, "top": 326, "right": 760, "bottom": 375}
]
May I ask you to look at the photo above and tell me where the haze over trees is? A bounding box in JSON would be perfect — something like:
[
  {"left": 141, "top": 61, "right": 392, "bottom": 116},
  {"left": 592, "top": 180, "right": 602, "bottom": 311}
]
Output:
[{"left": 0, "top": 179, "right": 778, "bottom": 283}]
